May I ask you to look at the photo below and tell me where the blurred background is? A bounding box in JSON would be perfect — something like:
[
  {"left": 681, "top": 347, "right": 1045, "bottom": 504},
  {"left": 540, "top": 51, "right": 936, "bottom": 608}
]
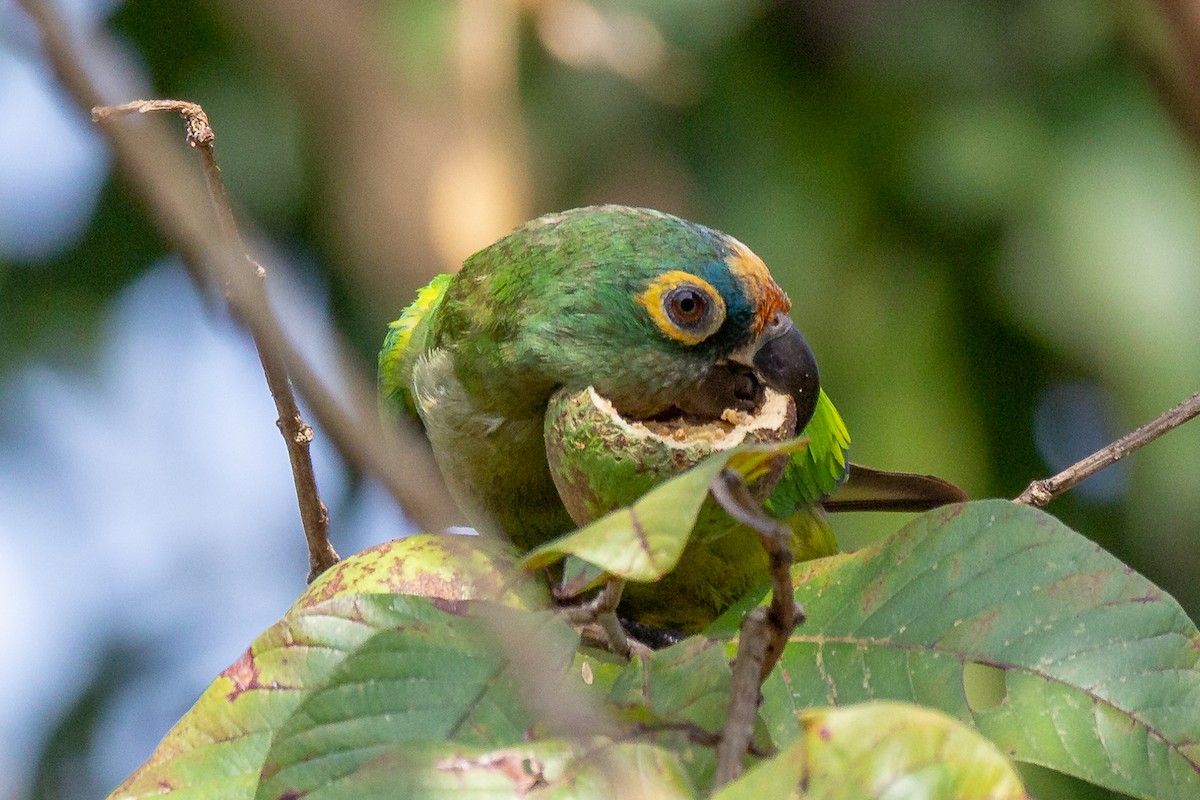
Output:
[{"left": 2, "top": 0, "right": 1198, "bottom": 797}]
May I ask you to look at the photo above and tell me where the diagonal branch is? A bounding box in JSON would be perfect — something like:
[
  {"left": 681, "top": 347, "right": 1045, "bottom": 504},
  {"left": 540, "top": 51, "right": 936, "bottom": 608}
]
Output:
[
  {"left": 17, "top": 0, "right": 460, "bottom": 557},
  {"left": 1015, "top": 390, "right": 1200, "bottom": 508}
]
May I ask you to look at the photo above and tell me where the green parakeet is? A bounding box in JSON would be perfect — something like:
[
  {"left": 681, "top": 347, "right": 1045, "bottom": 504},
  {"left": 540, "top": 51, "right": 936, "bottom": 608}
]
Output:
[{"left": 380, "top": 205, "right": 959, "bottom": 631}]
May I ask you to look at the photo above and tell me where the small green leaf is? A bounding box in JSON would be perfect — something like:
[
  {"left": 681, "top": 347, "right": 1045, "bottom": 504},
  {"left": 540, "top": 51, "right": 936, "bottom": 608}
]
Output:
[
  {"left": 558, "top": 555, "right": 609, "bottom": 597},
  {"left": 712, "top": 701, "right": 1027, "bottom": 800},
  {"left": 607, "top": 636, "right": 743, "bottom": 789},
  {"left": 521, "top": 438, "right": 806, "bottom": 582}
]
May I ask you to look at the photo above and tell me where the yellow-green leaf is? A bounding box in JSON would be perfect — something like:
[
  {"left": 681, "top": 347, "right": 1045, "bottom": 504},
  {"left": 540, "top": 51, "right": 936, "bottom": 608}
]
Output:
[{"left": 712, "top": 701, "right": 1027, "bottom": 800}]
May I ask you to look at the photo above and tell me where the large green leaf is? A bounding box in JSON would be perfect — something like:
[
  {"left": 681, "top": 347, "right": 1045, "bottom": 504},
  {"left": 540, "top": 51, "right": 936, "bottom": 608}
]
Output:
[
  {"left": 711, "top": 701, "right": 1027, "bottom": 800},
  {"left": 108, "top": 595, "right": 456, "bottom": 799},
  {"left": 723, "top": 500, "right": 1200, "bottom": 799}
]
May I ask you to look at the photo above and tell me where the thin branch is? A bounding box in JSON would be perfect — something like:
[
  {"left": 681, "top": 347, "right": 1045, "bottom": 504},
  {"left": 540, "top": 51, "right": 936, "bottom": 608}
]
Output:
[
  {"left": 710, "top": 468, "right": 804, "bottom": 787},
  {"left": 93, "top": 99, "right": 337, "bottom": 581},
  {"left": 1016, "top": 390, "right": 1200, "bottom": 508},
  {"left": 711, "top": 469, "right": 804, "bottom": 679},
  {"left": 17, "top": 0, "right": 460, "bottom": 546},
  {"left": 713, "top": 607, "right": 769, "bottom": 788},
  {"left": 625, "top": 721, "right": 773, "bottom": 758}
]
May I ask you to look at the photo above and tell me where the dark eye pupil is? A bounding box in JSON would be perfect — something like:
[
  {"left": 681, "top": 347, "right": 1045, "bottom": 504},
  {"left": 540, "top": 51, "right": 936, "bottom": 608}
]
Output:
[{"left": 670, "top": 288, "right": 706, "bottom": 325}]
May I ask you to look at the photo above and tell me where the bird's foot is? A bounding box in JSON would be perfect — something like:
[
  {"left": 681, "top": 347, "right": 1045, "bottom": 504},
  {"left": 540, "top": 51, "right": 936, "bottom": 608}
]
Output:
[{"left": 560, "top": 577, "right": 648, "bottom": 659}]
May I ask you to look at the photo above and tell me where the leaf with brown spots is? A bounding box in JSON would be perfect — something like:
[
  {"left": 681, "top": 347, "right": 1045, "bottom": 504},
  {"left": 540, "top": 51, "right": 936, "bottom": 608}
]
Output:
[
  {"left": 296, "top": 533, "right": 546, "bottom": 610},
  {"left": 108, "top": 597, "right": 405, "bottom": 800},
  {"left": 107, "top": 595, "right": 573, "bottom": 800},
  {"left": 256, "top": 738, "right": 695, "bottom": 799}
]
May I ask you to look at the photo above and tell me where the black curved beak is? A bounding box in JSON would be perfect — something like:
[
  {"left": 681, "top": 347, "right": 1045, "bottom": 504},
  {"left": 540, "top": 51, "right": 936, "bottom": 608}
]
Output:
[{"left": 753, "top": 317, "right": 820, "bottom": 430}]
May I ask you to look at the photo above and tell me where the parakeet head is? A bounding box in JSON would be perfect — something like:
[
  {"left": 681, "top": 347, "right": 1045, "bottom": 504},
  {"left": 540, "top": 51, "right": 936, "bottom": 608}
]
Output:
[{"left": 437, "top": 205, "right": 820, "bottom": 428}]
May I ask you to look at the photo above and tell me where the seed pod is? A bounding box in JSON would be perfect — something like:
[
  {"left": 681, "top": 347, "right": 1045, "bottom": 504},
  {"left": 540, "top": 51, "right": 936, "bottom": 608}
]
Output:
[
  {"left": 545, "top": 385, "right": 797, "bottom": 526},
  {"left": 544, "top": 385, "right": 798, "bottom": 632}
]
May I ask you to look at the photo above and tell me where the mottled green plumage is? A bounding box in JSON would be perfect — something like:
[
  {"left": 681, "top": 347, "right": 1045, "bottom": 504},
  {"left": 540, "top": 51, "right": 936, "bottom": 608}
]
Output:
[{"left": 379, "top": 205, "right": 850, "bottom": 630}]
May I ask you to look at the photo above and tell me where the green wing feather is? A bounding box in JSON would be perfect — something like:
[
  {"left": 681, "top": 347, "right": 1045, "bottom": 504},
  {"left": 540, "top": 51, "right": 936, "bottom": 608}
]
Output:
[
  {"left": 378, "top": 273, "right": 453, "bottom": 420},
  {"left": 760, "top": 389, "right": 850, "bottom": 561},
  {"left": 766, "top": 389, "right": 850, "bottom": 517}
]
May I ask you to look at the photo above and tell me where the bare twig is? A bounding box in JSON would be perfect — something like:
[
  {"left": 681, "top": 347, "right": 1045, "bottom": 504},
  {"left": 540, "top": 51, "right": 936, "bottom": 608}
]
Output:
[
  {"left": 93, "top": 99, "right": 338, "bottom": 581},
  {"left": 625, "top": 721, "right": 773, "bottom": 757},
  {"left": 710, "top": 468, "right": 804, "bottom": 787},
  {"left": 1016, "top": 390, "right": 1200, "bottom": 508},
  {"left": 714, "top": 608, "right": 770, "bottom": 786},
  {"left": 17, "top": 0, "right": 460, "bottom": 546},
  {"left": 711, "top": 469, "right": 804, "bottom": 679}
]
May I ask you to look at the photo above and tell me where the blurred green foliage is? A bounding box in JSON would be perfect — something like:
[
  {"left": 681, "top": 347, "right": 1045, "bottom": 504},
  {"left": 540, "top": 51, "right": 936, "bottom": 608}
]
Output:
[{"left": 5, "top": 2, "right": 1199, "bottom": 797}]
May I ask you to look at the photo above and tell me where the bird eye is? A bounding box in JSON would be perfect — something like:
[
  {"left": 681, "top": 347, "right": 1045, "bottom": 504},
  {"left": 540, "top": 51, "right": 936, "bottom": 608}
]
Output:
[
  {"left": 666, "top": 286, "right": 708, "bottom": 327},
  {"left": 637, "top": 270, "right": 727, "bottom": 345}
]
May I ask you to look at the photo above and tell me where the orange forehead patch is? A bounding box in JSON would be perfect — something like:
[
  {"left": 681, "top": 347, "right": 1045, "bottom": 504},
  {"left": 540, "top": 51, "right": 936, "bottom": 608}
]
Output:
[{"left": 724, "top": 239, "right": 790, "bottom": 335}]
